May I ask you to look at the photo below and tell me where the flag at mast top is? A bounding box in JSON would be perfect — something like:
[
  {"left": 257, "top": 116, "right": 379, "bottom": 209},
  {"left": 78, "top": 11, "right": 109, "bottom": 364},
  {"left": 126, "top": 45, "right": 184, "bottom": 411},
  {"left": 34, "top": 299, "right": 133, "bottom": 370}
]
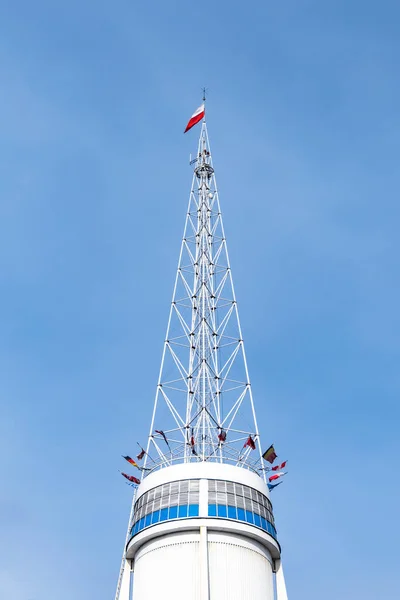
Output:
[{"left": 184, "top": 103, "right": 205, "bottom": 133}]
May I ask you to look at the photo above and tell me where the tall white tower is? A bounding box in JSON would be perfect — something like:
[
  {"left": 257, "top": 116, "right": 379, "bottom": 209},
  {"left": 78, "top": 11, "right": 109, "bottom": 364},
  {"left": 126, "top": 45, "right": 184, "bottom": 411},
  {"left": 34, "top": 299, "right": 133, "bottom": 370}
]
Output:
[{"left": 115, "top": 114, "right": 288, "bottom": 600}]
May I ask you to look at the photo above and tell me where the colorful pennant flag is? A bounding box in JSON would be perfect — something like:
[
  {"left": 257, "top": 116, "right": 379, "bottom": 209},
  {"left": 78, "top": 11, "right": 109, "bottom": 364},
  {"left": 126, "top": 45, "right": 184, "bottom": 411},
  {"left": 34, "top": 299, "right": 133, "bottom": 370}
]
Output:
[
  {"left": 155, "top": 430, "right": 171, "bottom": 450},
  {"left": 136, "top": 447, "right": 146, "bottom": 461},
  {"left": 269, "top": 472, "right": 287, "bottom": 483},
  {"left": 262, "top": 444, "right": 277, "bottom": 464},
  {"left": 244, "top": 435, "right": 256, "bottom": 450},
  {"left": 268, "top": 482, "right": 283, "bottom": 492},
  {"left": 122, "top": 455, "right": 139, "bottom": 469},
  {"left": 271, "top": 460, "right": 287, "bottom": 472},
  {"left": 184, "top": 104, "right": 205, "bottom": 133},
  {"left": 218, "top": 430, "right": 227, "bottom": 443},
  {"left": 120, "top": 472, "right": 141, "bottom": 485},
  {"left": 189, "top": 430, "right": 198, "bottom": 455}
]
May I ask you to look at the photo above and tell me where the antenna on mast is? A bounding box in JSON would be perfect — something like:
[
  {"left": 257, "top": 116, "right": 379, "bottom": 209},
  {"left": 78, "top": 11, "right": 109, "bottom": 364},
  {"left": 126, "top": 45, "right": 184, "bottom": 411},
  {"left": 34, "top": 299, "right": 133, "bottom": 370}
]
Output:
[{"left": 202, "top": 87, "right": 208, "bottom": 125}]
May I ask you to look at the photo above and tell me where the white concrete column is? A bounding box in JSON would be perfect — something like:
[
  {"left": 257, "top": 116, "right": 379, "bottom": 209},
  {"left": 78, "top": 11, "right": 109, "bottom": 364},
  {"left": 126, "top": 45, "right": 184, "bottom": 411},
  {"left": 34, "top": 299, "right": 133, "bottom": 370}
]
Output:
[
  {"left": 275, "top": 560, "right": 288, "bottom": 600},
  {"left": 200, "top": 526, "right": 210, "bottom": 600},
  {"left": 199, "top": 477, "right": 208, "bottom": 517}
]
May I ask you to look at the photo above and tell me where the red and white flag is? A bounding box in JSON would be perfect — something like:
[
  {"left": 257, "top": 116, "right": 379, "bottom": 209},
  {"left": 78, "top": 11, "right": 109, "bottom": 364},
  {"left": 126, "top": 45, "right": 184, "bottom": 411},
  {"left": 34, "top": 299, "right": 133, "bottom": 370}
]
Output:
[
  {"left": 271, "top": 461, "right": 287, "bottom": 472},
  {"left": 184, "top": 104, "right": 205, "bottom": 133},
  {"left": 243, "top": 435, "right": 256, "bottom": 450},
  {"left": 269, "top": 472, "right": 287, "bottom": 482}
]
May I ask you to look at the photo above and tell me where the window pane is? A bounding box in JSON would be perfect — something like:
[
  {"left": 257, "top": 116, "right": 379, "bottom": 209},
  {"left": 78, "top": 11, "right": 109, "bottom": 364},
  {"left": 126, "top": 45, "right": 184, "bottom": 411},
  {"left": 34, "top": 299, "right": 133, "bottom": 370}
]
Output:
[
  {"left": 226, "top": 481, "right": 235, "bottom": 494},
  {"left": 235, "top": 483, "right": 244, "bottom": 497},
  {"left": 179, "top": 492, "right": 189, "bottom": 504},
  {"left": 160, "top": 496, "right": 170, "bottom": 509},
  {"left": 217, "top": 505, "right": 227, "bottom": 518},
  {"left": 245, "top": 510, "right": 254, "bottom": 524},
  {"left": 189, "top": 490, "right": 199, "bottom": 504},
  {"left": 237, "top": 508, "right": 246, "bottom": 521},
  {"left": 169, "top": 506, "right": 178, "bottom": 519},
  {"left": 180, "top": 481, "right": 189, "bottom": 493},
  {"left": 160, "top": 508, "right": 168, "bottom": 521},
  {"left": 243, "top": 486, "right": 252, "bottom": 499},
  {"left": 152, "top": 510, "right": 160, "bottom": 524},
  {"left": 145, "top": 500, "right": 154, "bottom": 515},
  {"left": 236, "top": 495, "right": 245, "bottom": 509},
  {"left": 169, "top": 494, "right": 179, "bottom": 506},
  {"left": 227, "top": 505, "right": 237, "bottom": 519},
  {"left": 208, "top": 504, "right": 217, "bottom": 517},
  {"left": 244, "top": 497, "right": 252, "bottom": 511},
  {"left": 254, "top": 513, "right": 261, "bottom": 527},
  {"left": 208, "top": 491, "right": 217, "bottom": 504},
  {"left": 188, "top": 504, "right": 199, "bottom": 517},
  {"left": 227, "top": 493, "right": 236, "bottom": 507},
  {"left": 145, "top": 514, "right": 152, "bottom": 527},
  {"left": 216, "top": 492, "right": 227, "bottom": 504},
  {"left": 178, "top": 505, "right": 188, "bottom": 518}
]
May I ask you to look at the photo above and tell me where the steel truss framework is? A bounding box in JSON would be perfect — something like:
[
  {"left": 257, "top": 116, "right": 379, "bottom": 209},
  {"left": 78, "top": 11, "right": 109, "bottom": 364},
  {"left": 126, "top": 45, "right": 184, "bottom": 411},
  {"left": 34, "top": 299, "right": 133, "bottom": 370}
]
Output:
[{"left": 144, "top": 121, "right": 264, "bottom": 476}]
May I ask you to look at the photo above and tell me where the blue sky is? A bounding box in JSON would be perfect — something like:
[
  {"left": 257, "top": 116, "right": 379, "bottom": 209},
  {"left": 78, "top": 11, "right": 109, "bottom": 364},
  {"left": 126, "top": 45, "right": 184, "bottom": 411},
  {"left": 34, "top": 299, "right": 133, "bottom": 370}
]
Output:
[{"left": 0, "top": 1, "right": 399, "bottom": 598}]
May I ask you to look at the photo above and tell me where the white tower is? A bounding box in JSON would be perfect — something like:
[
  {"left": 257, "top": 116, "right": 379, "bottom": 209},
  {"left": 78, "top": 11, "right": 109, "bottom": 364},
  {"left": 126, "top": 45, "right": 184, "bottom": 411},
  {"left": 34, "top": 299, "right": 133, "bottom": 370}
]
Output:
[{"left": 115, "top": 113, "right": 288, "bottom": 600}]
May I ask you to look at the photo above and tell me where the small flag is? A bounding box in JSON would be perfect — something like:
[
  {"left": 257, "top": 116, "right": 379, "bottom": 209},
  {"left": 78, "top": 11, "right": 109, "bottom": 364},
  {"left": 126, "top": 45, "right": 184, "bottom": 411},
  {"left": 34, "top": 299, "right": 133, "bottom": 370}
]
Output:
[
  {"left": 218, "top": 430, "right": 227, "bottom": 443},
  {"left": 268, "top": 482, "right": 283, "bottom": 491},
  {"left": 262, "top": 444, "right": 277, "bottom": 464},
  {"left": 244, "top": 435, "right": 256, "bottom": 450},
  {"left": 272, "top": 460, "right": 287, "bottom": 472},
  {"left": 136, "top": 448, "right": 146, "bottom": 461},
  {"left": 189, "top": 430, "right": 198, "bottom": 455},
  {"left": 120, "top": 472, "right": 141, "bottom": 485},
  {"left": 155, "top": 430, "right": 171, "bottom": 450},
  {"left": 122, "top": 455, "right": 139, "bottom": 469},
  {"left": 184, "top": 104, "right": 205, "bottom": 133},
  {"left": 269, "top": 472, "right": 287, "bottom": 483}
]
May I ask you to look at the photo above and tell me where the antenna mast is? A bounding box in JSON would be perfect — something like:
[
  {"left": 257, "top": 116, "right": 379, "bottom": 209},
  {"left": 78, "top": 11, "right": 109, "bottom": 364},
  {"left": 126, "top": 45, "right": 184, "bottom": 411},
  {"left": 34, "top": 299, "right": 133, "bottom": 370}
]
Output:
[{"left": 144, "top": 117, "right": 264, "bottom": 476}]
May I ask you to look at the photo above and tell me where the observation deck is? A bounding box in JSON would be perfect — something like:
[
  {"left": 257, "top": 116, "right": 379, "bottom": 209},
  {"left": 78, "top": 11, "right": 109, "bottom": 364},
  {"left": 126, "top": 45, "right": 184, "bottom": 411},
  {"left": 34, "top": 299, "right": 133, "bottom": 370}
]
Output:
[{"left": 126, "top": 462, "right": 280, "bottom": 562}]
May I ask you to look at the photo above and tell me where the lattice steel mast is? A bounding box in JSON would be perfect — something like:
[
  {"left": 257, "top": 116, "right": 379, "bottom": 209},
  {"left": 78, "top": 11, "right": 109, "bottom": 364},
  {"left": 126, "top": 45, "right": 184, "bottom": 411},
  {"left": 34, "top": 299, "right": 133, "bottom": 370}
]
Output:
[{"left": 144, "top": 115, "right": 264, "bottom": 476}]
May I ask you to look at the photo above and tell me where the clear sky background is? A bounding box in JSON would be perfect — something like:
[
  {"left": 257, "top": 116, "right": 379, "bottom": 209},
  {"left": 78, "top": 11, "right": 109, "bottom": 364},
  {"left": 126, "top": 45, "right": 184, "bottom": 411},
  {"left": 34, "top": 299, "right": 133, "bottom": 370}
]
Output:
[{"left": 0, "top": 1, "right": 399, "bottom": 599}]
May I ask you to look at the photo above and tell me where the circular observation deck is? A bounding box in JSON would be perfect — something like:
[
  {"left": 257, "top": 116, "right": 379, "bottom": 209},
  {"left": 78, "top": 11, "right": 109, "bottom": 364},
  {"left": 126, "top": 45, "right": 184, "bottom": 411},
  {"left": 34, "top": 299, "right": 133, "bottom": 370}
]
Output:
[{"left": 126, "top": 462, "right": 280, "bottom": 562}]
